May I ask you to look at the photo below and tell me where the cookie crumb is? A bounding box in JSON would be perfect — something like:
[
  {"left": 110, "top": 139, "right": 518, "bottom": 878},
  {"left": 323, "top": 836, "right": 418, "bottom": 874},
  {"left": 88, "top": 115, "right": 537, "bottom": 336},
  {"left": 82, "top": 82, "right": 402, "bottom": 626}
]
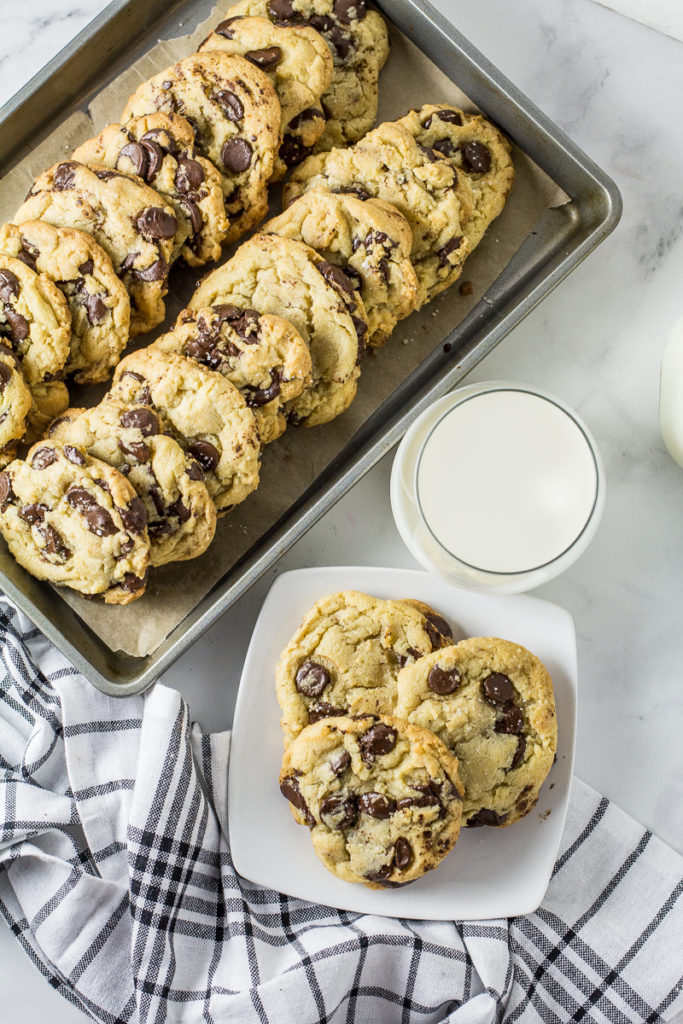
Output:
[{"left": 459, "top": 281, "right": 474, "bottom": 296}]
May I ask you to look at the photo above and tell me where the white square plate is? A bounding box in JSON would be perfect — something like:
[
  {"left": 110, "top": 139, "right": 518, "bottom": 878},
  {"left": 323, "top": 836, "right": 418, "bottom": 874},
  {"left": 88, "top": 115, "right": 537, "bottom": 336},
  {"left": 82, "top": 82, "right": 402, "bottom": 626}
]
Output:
[{"left": 228, "top": 567, "right": 577, "bottom": 920}]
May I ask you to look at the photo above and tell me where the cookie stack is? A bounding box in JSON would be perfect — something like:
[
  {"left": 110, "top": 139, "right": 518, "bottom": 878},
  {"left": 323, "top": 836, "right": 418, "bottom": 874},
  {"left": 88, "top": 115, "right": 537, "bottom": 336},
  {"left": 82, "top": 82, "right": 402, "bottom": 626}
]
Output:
[
  {"left": 277, "top": 591, "right": 557, "bottom": 889},
  {"left": 0, "top": 2, "right": 515, "bottom": 605}
]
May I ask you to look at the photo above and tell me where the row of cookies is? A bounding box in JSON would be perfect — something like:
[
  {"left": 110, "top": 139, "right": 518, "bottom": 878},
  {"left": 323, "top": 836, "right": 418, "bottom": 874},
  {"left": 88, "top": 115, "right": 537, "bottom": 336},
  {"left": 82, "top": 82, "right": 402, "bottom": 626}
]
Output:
[{"left": 276, "top": 591, "right": 557, "bottom": 888}]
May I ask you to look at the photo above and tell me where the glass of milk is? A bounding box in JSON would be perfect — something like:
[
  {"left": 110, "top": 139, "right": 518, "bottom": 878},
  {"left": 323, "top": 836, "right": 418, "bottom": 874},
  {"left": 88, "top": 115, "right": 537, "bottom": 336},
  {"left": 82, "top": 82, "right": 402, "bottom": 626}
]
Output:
[{"left": 390, "top": 382, "right": 605, "bottom": 593}]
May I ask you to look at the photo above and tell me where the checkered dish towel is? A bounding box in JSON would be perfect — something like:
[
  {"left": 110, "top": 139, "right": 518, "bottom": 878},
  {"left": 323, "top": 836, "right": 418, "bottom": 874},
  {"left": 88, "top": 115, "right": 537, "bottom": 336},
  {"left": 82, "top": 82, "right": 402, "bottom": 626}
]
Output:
[{"left": 1, "top": 599, "right": 682, "bottom": 1024}]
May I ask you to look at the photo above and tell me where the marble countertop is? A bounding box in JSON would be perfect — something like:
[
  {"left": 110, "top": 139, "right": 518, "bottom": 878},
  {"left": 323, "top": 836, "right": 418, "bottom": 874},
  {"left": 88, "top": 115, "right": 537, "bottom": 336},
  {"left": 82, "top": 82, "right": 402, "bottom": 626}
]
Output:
[{"left": 1, "top": 0, "right": 682, "bottom": 1020}]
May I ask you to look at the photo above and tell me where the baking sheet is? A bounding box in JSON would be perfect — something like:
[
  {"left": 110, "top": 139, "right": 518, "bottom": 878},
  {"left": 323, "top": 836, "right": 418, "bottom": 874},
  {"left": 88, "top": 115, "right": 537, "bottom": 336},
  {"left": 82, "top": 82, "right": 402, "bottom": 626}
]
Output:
[{"left": 0, "top": 4, "right": 568, "bottom": 657}]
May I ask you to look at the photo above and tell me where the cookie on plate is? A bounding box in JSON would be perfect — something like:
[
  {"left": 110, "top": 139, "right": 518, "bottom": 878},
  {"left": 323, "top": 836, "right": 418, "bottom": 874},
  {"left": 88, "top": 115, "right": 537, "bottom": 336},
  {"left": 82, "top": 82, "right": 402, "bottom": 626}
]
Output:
[
  {"left": 0, "top": 221, "right": 130, "bottom": 384},
  {"left": 73, "top": 113, "right": 229, "bottom": 268},
  {"left": 47, "top": 400, "right": 216, "bottom": 567},
  {"left": 283, "top": 122, "right": 473, "bottom": 306},
  {"left": 0, "top": 441, "right": 150, "bottom": 603},
  {"left": 275, "top": 590, "right": 451, "bottom": 745},
  {"left": 395, "top": 104, "right": 515, "bottom": 253},
  {"left": 14, "top": 161, "right": 178, "bottom": 336},
  {"left": 0, "top": 255, "right": 71, "bottom": 385},
  {"left": 264, "top": 189, "right": 419, "bottom": 345},
  {"left": 395, "top": 637, "right": 557, "bottom": 827},
  {"left": 279, "top": 714, "right": 465, "bottom": 888},
  {"left": 156, "top": 304, "right": 312, "bottom": 444},
  {"left": 110, "top": 347, "right": 260, "bottom": 514},
  {"left": 189, "top": 232, "right": 367, "bottom": 427},
  {"left": 227, "top": 0, "right": 390, "bottom": 151},
  {"left": 121, "top": 52, "right": 281, "bottom": 243},
  {"left": 0, "top": 345, "right": 31, "bottom": 449},
  {"left": 24, "top": 380, "right": 70, "bottom": 445},
  {"left": 198, "top": 15, "right": 333, "bottom": 179}
]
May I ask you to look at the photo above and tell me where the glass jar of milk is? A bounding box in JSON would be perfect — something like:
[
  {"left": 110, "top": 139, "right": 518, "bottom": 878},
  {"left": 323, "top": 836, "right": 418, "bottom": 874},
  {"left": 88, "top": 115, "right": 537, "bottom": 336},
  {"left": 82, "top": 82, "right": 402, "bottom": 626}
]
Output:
[{"left": 390, "top": 382, "right": 605, "bottom": 593}]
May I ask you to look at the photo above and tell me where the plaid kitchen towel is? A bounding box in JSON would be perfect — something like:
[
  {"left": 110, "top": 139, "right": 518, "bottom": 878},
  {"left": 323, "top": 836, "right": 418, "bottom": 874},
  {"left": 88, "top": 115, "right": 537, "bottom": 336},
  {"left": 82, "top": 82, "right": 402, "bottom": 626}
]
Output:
[{"left": 0, "top": 597, "right": 682, "bottom": 1024}]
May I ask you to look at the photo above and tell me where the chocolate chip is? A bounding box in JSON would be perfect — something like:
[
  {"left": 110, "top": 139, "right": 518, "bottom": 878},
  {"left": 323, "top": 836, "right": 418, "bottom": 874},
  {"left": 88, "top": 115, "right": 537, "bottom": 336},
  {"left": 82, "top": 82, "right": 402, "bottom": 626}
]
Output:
[
  {"left": 118, "top": 439, "right": 150, "bottom": 462},
  {"left": 0, "top": 363, "right": 11, "bottom": 390},
  {"left": 245, "top": 46, "right": 282, "bottom": 68},
  {"left": 170, "top": 497, "right": 190, "bottom": 523},
  {"left": 140, "top": 139, "right": 165, "bottom": 182},
  {"left": 359, "top": 722, "right": 397, "bottom": 765},
  {"left": 214, "top": 90, "right": 244, "bottom": 123},
  {"left": 244, "top": 371, "right": 281, "bottom": 408},
  {"left": 53, "top": 162, "right": 76, "bottom": 190},
  {"left": 462, "top": 140, "right": 491, "bottom": 173},
  {"left": 0, "top": 471, "right": 12, "bottom": 504},
  {"left": 288, "top": 107, "right": 325, "bottom": 130},
  {"left": 510, "top": 735, "right": 526, "bottom": 770},
  {"left": 18, "top": 243, "right": 38, "bottom": 271},
  {"left": 222, "top": 138, "right": 253, "bottom": 173},
  {"left": 438, "top": 236, "right": 463, "bottom": 267},
  {"left": 84, "top": 293, "right": 108, "bottom": 325},
  {"left": 330, "top": 750, "right": 351, "bottom": 776},
  {"left": 427, "top": 664, "right": 461, "bottom": 695},
  {"left": 435, "top": 109, "right": 463, "bottom": 126},
  {"left": 295, "top": 659, "right": 330, "bottom": 697},
  {"left": 319, "top": 793, "right": 357, "bottom": 829},
  {"left": 39, "top": 523, "right": 71, "bottom": 561},
  {"left": 136, "top": 208, "right": 177, "bottom": 240},
  {"left": 63, "top": 445, "right": 86, "bottom": 466},
  {"left": 31, "top": 447, "right": 58, "bottom": 470},
  {"left": 214, "top": 17, "right": 240, "bottom": 38},
  {"left": 121, "top": 497, "right": 147, "bottom": 534},
  {"left": 495, "top": 703, "right": 524, "bottom": 735},
  {"left": 186, "top": 460, "right": 204, "bottom": 481},
  {"left": 418, "top": 142, "right": 439, "bottom": 163},
  {"left": 174, "top": 158, "right": 204, "bottom": 196},
  {"left": 432, "top": 138, "right": 456, "bottom": 158},
  {"left": 66, "top": 487, "right": 118, "bottom": 537},
  {"left": 396, "top": 787, "right": 440, "bottom": 811},
  {"left": 334, "top": 0, "right": 367, "bottom": 22},
  {"left": 119, "top": 408, "right": 159, "bottom": 436},
  {"left": 358, "top": 792, "right": 396, "bottom": 819},
  {"left": 466, "top": 808, "right": 506, "bottom": 828},
  {"left": 121, "top": 570, "right": 147, "bottom": 593},
  {"left": 394, "top": 837, "right": 413, "bottom": 871},
  {"left": 308, "top": 703, "right": 345, "bottom": 723},
  {"left": 317, "top": 259, "right": 355, "bottom": 295},
  {"left": 279, "top": 134, "right": 312, "bottom": 168},
  {"left": 181, "top": 198, "right": 203, "bottom": 236},
  {"left": 18, "top": 502, "right": 48, "bottom": 524},
  {"left": 482, "top": 672, "right": 514, "bottom": 705},
  {"left": 327, "top": 25, "right": 353, "bottom": 60},
  {"left": 280, "top": 774, "right": 315, "bottom": 827},
  {"left": 120, "top": 252, "right": 139, "bottom": 273},
  {"left": 94, "top": 169, "right": 120, "bottom": 182},
  {"left": 0, "top": 269, "right": 20, "bottom": 302},
  {"left": 132, "top": 258, "right": 168, "bottom": 282},
  {"left": 188, "top": 439, "right": 220, "bottom": 473},
  {"left": 3, "top": 308, "right": 29, "bottom": 343},
  {"left": 268, "top": 0, "right": 298, "bottom": 23},
  {"left": 425, "top": 611, "right": 452, "bottom": 639},
  {"left": 118, "top": 141, "right": 149, "bottom": 179},
  {"left": 78, "top": 259, "right": 94, "bottom": 276}
]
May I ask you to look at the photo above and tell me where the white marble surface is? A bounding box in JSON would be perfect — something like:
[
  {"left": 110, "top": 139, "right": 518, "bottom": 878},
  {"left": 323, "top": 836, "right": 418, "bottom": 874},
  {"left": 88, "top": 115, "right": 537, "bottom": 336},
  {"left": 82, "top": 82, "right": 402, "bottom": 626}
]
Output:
[{"left": 1, "top": 0, "right": 683, "bottom": 1019}]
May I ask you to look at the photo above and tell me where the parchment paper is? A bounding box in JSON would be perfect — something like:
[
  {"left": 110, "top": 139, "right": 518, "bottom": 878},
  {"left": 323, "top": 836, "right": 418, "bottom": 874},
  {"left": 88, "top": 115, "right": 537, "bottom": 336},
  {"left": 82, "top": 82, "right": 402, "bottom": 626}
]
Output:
[{"left": 0, "top": 6, "right": 569, "bottom": 657}]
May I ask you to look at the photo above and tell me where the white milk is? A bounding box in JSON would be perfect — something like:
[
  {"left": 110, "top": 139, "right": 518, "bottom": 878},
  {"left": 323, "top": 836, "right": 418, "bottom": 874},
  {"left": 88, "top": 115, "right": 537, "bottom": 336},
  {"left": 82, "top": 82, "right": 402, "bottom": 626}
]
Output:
[{"left": 416, "top": 389, "right": 599, "bottom": 573}]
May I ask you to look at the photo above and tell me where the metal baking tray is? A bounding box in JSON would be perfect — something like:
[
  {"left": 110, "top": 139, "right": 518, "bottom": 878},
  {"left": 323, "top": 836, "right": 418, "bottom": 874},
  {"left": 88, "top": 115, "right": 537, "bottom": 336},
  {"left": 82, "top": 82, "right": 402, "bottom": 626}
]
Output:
[{"left": 0, "top": 0, "right": 621, "bottom": 696}]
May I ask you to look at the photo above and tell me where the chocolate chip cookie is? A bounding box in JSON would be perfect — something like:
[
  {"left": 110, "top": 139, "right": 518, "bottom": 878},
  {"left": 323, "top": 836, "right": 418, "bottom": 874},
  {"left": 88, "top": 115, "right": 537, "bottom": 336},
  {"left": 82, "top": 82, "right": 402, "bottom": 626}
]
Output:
[
  {"left": 396, "top": 105, "right": 515, "bottom": 253},
  {"left": 198, "top": 15, "right": 333, "bottom": 179},
  {"left": 228, "top": 0, "right": 390, "bottom": 150},
  {"left": 279, "top": 714, "right": 464, "bottom": 888},
  {"left": 48, "top": 400, "right": 216, "bottom": 566},
  {"left": 0, "top": 441, "right": 150, "bottom": 603},
  {"left": 24, "top": 380, "right": 70, "bottom": 444},
  {"left": 155, "top": 304, "right": 312, "bottom": 444},
  {"left": 395, "top": 637, "right": 557, "bottom": 827},
  {"left": 0, "top": 221, "right": 130, "bottom": 384},
  {"left": 189, "top": 232, "right": 366, "bottom": 426},
  {"left": 275, "top": 590, "right": 451, "bottom": 745},
  {"left": 73, "top": 112, "right": 229, "bottom": 268},
  {"left": 0, "top": 345, "right": 31, "bottom": 449},
  {"left": 121, "top": 52, "right": 281, "bottom": 243},
  {"left": 110, "top": 347, "right": 260, "bottom": 514},
  {"left": 0, "top": 255, "right": 71, "bottom": 386},
  {"left": 264, "top": 189, "right": 419, "bottom": 345},
  {"left": 283, "top": 122, "right": 473, "bottom": 306},
  {"left": 15, "top": 161, "right": 178, "bottom": 336}
]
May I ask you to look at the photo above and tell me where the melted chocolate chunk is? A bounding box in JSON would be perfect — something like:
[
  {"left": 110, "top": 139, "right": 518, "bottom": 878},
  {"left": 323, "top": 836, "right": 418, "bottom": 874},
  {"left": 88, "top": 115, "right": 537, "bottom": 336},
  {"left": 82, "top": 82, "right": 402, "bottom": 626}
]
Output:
[
  {"left": 268, "top": 0, "right": 298, "bottom": 22},
  {"left": 358, "top": 792, "right": 396, "bottom": 819},
  {"left": 466, "top": 808, "right": 506, "bottom": 827},
  {"left": 432, "top": 138, "right": 456, "bottom": 158},
  {"left": 319, "top": 793, "right": 357, "bottom": 829},
  {"left": 53, "top": 162, "right": 76, "bottom": 190},
  {"left": 214, "top": 90, "right": 244, "bottom": 123},
  {"left": 136, "top": 208, "right": 177, "bottom": 240},
  {"left": 140, "top": 127, "right": 178, "bottom": 157},
  {"left": 214, "top": 17, "right": 241, "bottom": 38},
  {"left": 84, "top": 293, "right": 108, "bottom": 325},
  {"left": 244, "top": 371, "right": 281, "bottom": 408},
  {"left": 181, "top": 198, "right": 203, "bottom": 236},
  {"left": 424, "top": 611, "right": 453, "bottom": 639},
  {"left": 359, "top": 722, "right": 397, "bottom": 765},
  {"left": 462, "top": 140, "right": 491, "bottom": 173},
  {"left": 308, "top": 703, "right": 345, "bottom": 723},
  {"left": 18, "top": 243, "right": 39, "bottom": 271},
  {"left": 0, "top": 471, "right": 12, "bottom": 504},
  {"left": 317, "top": 259, "right": 355, "bottom": 295},
  {"left": 295, "top": 659, "right": 330, "bottom": 697},
  {"left": 222, "top": 138, "right": 253, "bottom": 173},
  {"left": 326, "top": 25, "right": 353, "bottom": 60},
  {"left": 121, "top": 570, "right": 148, "bottom": 593},
  {"left": 427, "top": 663, "right": 461, "bottom": 695},
  {"left": 118, "top": 141, "right": 149, "bottom": 179},
  {"left": 0, "top": 269, "right": 20, "bottom": 302},
  {"left": 245, "top": 45, "right": 282, "bottom": 68},
  {"left": 39, "top": 523, "right": 71, "bottom": 560},
  {"left": 63, "top": 445, "right": 86, "bottom": 466},
  {"left": 288, "top": 107, "right": 325, "bottom": 130},
  {"left": 187, "top": 440, "right": 220, "bottom": 473},
  {"left": 78, "top": 259, "right": 94, "bottom": 276},
  {"left": 330, "top": 750, "right": 351, "bottom": 776},
  {"left": 334, "top": 0, "right": 367, "bottom": 22},
  {"left": 18, "top": 502, "right": 48, "bottom": 524},
  {"left": 280, "top": 774, "right": 315, "bottom": 827},
  {"left": 31, "top": 447, "right": 58, "bottom": 471},
  {"left": 279, "top": 133, "right": 312, "bottom": 168},
  {"left": 510, "top": 735, "right": 526, "bottom": 770},
  {"left": 393, "top": 837, "right": 413, "bottom": 871},
  {"left": 175, "top": 156, "right": 205, "bottom": 193},
  {"left": 118, "top": 439, "right": 150, "bottom": 463},
  {"left": 186, "top": 460, "right": 204, "bottom": 481},
  {"left": 482, "top": 672, "right": 514, "bottom": 705},
  {"left": 438, "top": 236, "right": 464, "bottom": 267},
  {"left": 424, "top": 109, "right": 462, "bottom": 128},
  {"left": 119, "top": 408, "right": 159, "bottom": 436},
  {"left": 66, "top": 487, "right": 118, "bottom": 537},
  {"left": 170, "top": 497, "right": 190, "bottom": 523},
  {"left": 140, "top": 139, "right": 164, "bottom": 182},
  {"left": 131, "top": 258, "right": 168, "bottom": 282},
  {"left": 121, "top": 497, "right": 147, "bottom": 535},
  {"left": 495, "top": 703, "right": 524, "bottom": 735},
  {"left": 0, "top": 363, "right": 12, "bottom": 390}
]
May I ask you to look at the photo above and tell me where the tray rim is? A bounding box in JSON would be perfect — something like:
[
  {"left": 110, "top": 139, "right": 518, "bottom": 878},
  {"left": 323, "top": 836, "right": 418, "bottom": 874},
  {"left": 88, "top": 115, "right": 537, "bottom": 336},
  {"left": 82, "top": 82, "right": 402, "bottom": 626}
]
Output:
[{"left": 0, "top": 0, "right": 622, "bottom": 697}]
